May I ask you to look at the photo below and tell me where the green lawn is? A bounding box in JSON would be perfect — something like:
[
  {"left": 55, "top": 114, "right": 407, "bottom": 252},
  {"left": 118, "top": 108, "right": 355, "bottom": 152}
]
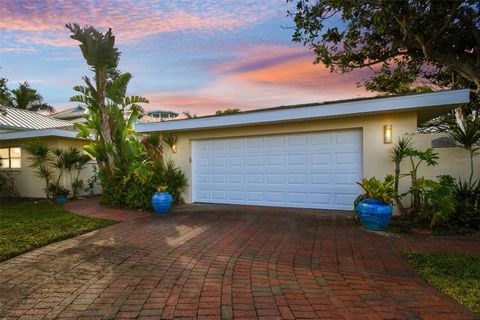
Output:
[
  {"left": 0, "top": 200, "right": 116, "bottom": 261},
  {"left": 407, "top": 252, "right": 480, "bottom": 314}
]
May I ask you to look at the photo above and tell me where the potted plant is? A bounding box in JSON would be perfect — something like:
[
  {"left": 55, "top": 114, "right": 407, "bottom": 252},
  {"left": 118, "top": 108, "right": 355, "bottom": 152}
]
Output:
[
  {"left": 151, "top": 185, "right": 173, "bottom": 215},
  {"left": 354, "top": 176, "right": 396, "bottom": 231},
  {"left": 49, "top": 183, "right": 70, "bottom": 204}
]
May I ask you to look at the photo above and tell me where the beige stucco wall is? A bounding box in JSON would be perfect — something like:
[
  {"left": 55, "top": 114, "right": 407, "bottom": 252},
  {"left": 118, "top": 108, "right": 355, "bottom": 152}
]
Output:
[
  {"left": 0, "top": 137, "right": 100, "bottom": 198},
  {"left": 407, "top": 132, "right": 479, "bottom": 181},
  {"left": 0, "top": 128, "right": 18, "bottom": 133},
  {"left": 162, "top": 111, "right": 421, "bottom": 204}
]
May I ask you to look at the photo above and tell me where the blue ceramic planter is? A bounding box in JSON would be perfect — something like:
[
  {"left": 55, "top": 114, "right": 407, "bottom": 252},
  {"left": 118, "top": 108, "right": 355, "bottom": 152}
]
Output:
[
  {"left": 55, "top": 194, "right": 68, "bottom": 204},
  {"left": 357, "top": 199, "right": 393, "bottom": 231},
  {"left": 152, "top": 192, "right": 173, "bottom": 215}
]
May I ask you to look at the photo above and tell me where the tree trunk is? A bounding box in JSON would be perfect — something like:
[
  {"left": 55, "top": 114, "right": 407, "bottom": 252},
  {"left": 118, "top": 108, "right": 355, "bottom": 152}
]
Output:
[
  {"left": 96, "top": 67, "right": 115, "bottom": 177},
  {"left": 394, "top": 161, "right": 408, "bottom": 215},
  {"left": 470, "top": 148, "right": 474, "bottom": 183}
]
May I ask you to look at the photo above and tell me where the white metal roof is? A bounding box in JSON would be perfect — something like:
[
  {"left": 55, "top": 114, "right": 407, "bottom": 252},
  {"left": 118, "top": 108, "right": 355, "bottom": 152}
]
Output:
[
  {"left": 51, "top": 106, "right": 86, "bottom": 120},
  {"left": 0, "top": 128, "right": 80, "bottom": 141},
  {"left": 0, "top": 106, "right": 73, "bottom": 131},
  {"left": 136, "top": 89, "right": 470, "bottom": 133}
]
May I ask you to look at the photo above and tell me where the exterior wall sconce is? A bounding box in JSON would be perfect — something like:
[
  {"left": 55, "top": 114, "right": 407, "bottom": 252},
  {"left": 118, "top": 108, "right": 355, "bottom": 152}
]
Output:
[
  {"left": 384, "top": 124, "right": 392, "bottom": 144},
  {"left": 172, "top": 143, "right": 177, "bottom": 153}
]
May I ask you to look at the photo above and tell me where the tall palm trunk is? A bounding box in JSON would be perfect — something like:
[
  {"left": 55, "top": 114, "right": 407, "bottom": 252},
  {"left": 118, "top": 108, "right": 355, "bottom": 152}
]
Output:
[
  {"left": 95, "top": 67, "right": 115, "bottom": 176},
  {"left": 469, "top": 148, "right": 474, "bottom": 183}
]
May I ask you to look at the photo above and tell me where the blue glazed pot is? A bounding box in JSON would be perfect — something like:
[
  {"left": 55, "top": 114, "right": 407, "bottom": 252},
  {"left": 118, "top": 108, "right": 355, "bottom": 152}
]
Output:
[
  {"left": 151, "top": 192, "right": 173, "bottom": 215},
  {"left": 55, "top": 194, "right": 68, "bottom": 204},
  {"left": 357, "top": 199, "right": 393, "bottom": 231}
]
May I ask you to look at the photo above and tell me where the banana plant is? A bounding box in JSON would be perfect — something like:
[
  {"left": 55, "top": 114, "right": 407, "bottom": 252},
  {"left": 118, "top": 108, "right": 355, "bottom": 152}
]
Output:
[{"left": 67, "top": 23, "right": 120, "bottom": 176}]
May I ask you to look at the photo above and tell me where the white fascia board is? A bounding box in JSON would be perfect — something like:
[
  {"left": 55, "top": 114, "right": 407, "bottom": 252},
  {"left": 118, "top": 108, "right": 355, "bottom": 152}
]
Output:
[
  {"left": 0, "top": 128, "right": 81, "bottom": 141},
  {"left": 136, "top": 89, "right": 470, "bottom": 133}
]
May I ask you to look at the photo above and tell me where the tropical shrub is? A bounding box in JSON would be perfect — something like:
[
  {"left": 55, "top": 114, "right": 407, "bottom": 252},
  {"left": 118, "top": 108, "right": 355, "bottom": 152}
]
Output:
[
  {"left": 353, "top": 176, "right": 395, "bottom": 222},
  {"left": 417, "top": 175, "right": 456, "bottom": 228},
  {"left": 24, "top": 140, "right": 90, "bottom": 198},
  {"left": 451, "top": 179, "right": 480, "bottom": 229},
  {"left": 69, "top": 24, "right": 188, "bottom": 210},
  {"left": 449, "top": 117, "right": 480, "bottom": 183},
  {"left": 24, "top": 140, "right": 54, "bottom": 197},
  {"left": 390, "top": 138, "right": 439, "bottom": 216},
  {"left": 0, "top": 164, "right": 20, "bottom": 198},
  {"left": 356, "top": 176, "right": 396, "bottom": 203}
]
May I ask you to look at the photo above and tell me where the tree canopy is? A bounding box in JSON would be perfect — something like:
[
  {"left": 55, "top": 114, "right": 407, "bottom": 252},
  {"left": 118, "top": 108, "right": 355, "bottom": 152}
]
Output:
[
  {"left": 67, "top": 23, "right": 121, "bottom": 175},
  {"left": 6, "top": 82, "right": 55, "bottom": 113},
  {"left": 215, "top": 108, "right": 241, "bottom": 116},
  {"left": 289, "top": 0, "right": 480, "bottom": 93}
]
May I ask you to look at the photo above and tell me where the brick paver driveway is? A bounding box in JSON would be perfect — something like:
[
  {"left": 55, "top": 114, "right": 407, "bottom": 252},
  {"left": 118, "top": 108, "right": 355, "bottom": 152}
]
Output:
[{"left": 0, "top": 203, "right": 478, "bottom": 320}]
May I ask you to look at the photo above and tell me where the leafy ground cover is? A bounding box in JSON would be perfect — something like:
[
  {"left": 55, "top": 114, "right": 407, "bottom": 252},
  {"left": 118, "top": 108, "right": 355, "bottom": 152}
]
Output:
[
  {"left": 0, "top": 200, "right": 116, "bottom": 261},
  {"left": 407, "top": 252, "right": 480, "bottom": 314}
]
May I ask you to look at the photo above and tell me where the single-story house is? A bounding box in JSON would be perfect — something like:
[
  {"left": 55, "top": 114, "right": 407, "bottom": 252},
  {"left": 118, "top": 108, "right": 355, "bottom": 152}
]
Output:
[
  {"left": 136, "top": 89, "right": 475, "bottom": 211},
  {"left": 0, "top": 107, "right": 98, "bottom": 198},
  {"left": 50, "top": 105, "right": 87, "bottom": 123},
  {"left": 1, "top": 90, "right": 476, "bottom": 211}
]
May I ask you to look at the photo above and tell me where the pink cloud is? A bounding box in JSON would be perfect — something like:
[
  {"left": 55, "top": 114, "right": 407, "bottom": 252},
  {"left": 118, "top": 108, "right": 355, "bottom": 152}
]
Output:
[
  {"left": 137, "top": 45, "right": 374, "bottom": 116},
  {"left": 1, "top": 1, "right": 285, "bottom": 47},
  {"left": 140, "top": 92, "right": 244, "bottom": 116}
]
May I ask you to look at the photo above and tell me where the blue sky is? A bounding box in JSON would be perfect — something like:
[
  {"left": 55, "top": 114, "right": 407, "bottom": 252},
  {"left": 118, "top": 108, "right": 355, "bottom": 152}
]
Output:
[{"left": 0, "top": 0, "right": 371, "bottom": 115}]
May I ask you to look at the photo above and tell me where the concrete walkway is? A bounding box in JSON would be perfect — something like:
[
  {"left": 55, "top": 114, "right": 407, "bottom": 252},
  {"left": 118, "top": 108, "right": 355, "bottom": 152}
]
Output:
[{"left": 0, "top": 199, "right": 478, "bottom": 319}]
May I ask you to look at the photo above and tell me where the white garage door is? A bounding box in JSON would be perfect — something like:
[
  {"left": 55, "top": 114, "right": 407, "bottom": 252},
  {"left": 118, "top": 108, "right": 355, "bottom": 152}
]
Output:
[{"left": 191, "top": 129, "right": 362, "bottom": 210}]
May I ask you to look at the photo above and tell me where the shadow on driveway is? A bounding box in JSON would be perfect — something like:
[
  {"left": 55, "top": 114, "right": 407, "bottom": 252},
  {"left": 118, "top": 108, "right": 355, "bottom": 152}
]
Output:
[{"left": 0, "top": 202, "right": 478, "bottom": 319}]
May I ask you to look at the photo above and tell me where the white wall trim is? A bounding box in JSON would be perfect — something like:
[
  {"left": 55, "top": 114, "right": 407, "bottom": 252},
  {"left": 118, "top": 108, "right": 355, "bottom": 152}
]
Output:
[
  {"left": 0, "top": 128, "right": 81, "bottom": 141},
  {"left": 136, "top": 89, "right": 470, "bottom": 133}
]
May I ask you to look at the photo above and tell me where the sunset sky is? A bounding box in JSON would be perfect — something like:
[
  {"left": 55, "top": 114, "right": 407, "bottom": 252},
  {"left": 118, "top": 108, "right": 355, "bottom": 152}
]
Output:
[{"left": 0, "top": 1, "right": 373, "bottom": 116}]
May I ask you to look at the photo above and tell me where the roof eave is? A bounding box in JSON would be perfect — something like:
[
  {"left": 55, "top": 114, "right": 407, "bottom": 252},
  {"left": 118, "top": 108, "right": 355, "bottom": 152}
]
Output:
[
  {"left": 136, "top": 89, "right": 470, "bottom": 133},
  {"left": 0, "top": 128, "right": 87, "bottom": 141}
]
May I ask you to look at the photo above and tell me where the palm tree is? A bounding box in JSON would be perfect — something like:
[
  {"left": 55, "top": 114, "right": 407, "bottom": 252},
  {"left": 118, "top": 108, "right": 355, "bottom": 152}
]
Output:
[
  {"left": 449, "top": 118, "right": 480, "bottom": 183},
  {"left": 7, "top": 82, "right": 55, "bottom": 113},
  {"left": 71, "top": 72, "right": 148, "bottom": 173},
  {"left": 66, "top": 23, "right": 120, "bottom": 176}
]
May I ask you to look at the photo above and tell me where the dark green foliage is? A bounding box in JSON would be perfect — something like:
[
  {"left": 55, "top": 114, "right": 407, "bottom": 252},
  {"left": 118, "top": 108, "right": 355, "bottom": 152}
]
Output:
[
  {"left": 66, "top": 23, "right": 120, "bottom": 71},
  {"left": 389, "top": 137, "right": 480, "bottom": 232},
  {"left": 182, "top": 111, "right": 197, "bottom": 118},
  {"left": 288, "top": 0, "right": 480, "bottom": 133},
  {"left": 353, "top": 176, "right": 395, "bottom": 222},
  {"left": 0, "top": 170, "right": 20, "bottom": 198},
  {"left": 69, "top": 24, "right": 187, "bottom": 211},
  {"left": 390, "top": 138, "right": 440, "bottom": 216},
  {"left": 161, "top": 160, "right": 188, "bottom": 204},
  {"left": 289, "top": 0, "right": 480, "bottom": 91},
  {"left": 389, "top": 175, "right": 480, "bottom": 234},
  {"left": 391, "top": 137, "right": 413, "bottom": 194},
  {"left": 0, "top": 200, "right": 115, "bottom": 261},
  {"left": 449, "top": 118, "right": 480, "bottom": 182},
  {"left": 100, "top": 160, "right": 187, "bottom": 210},
  {"left": 24, "top": 140, "right": 91, "bottom": 198},
  {"left": 7, "top": 82, "right": 55, "bottom": 113},
  {"left": 417, "top": 175, "right": 456, "bottom": 228},
  {"left": 215, "top": 108, "right": 241, "bottom": 116},
  {"left": 0, "top": 77, "right": 11, "bottom": 108},
  {"left": 24, "top": 140, "right": 54, "bottom": 198},
  {"left": 451, "top": 179, "right": 480, "bottom": 229},
  {"left": 407, "top": 252, "right": 480, "bottom": 314}
]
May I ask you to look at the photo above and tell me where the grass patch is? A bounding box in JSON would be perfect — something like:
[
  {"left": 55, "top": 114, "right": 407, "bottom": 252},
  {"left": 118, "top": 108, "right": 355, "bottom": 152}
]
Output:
[
  {"left": 407, "top": 251, "right": 480, "bottom": 314},
  {"left": 0, "top": 200, "right": 116, "bottom": 261}
]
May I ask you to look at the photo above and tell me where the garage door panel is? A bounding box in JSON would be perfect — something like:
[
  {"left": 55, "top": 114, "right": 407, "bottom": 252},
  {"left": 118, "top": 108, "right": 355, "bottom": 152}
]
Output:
[
  {"left": 266, "top": 155, "right": 285, "bottom": 166},
  {"left": 311, "top": 152, "right": 332, "bottom": 165},
  {"left": 310, "top": 132, "right": 332, "bottom": 145},
  {"left": 311, "top": 173, "right": 331, "bottom": 184},
  {"left": 265, "top": 136, "right": 285, "bottom": 147},
  {"left": 229, "top": 190, "right": 245, "bottom": 201},
  {"left": 192, "top": 130, "right": 362, "bottom": 210}
]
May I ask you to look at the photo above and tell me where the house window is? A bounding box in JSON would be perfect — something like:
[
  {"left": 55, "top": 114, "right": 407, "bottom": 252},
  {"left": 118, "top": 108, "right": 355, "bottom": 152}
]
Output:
[{"left": 0, "top": 147, "right": 21, "bottom": 169}]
